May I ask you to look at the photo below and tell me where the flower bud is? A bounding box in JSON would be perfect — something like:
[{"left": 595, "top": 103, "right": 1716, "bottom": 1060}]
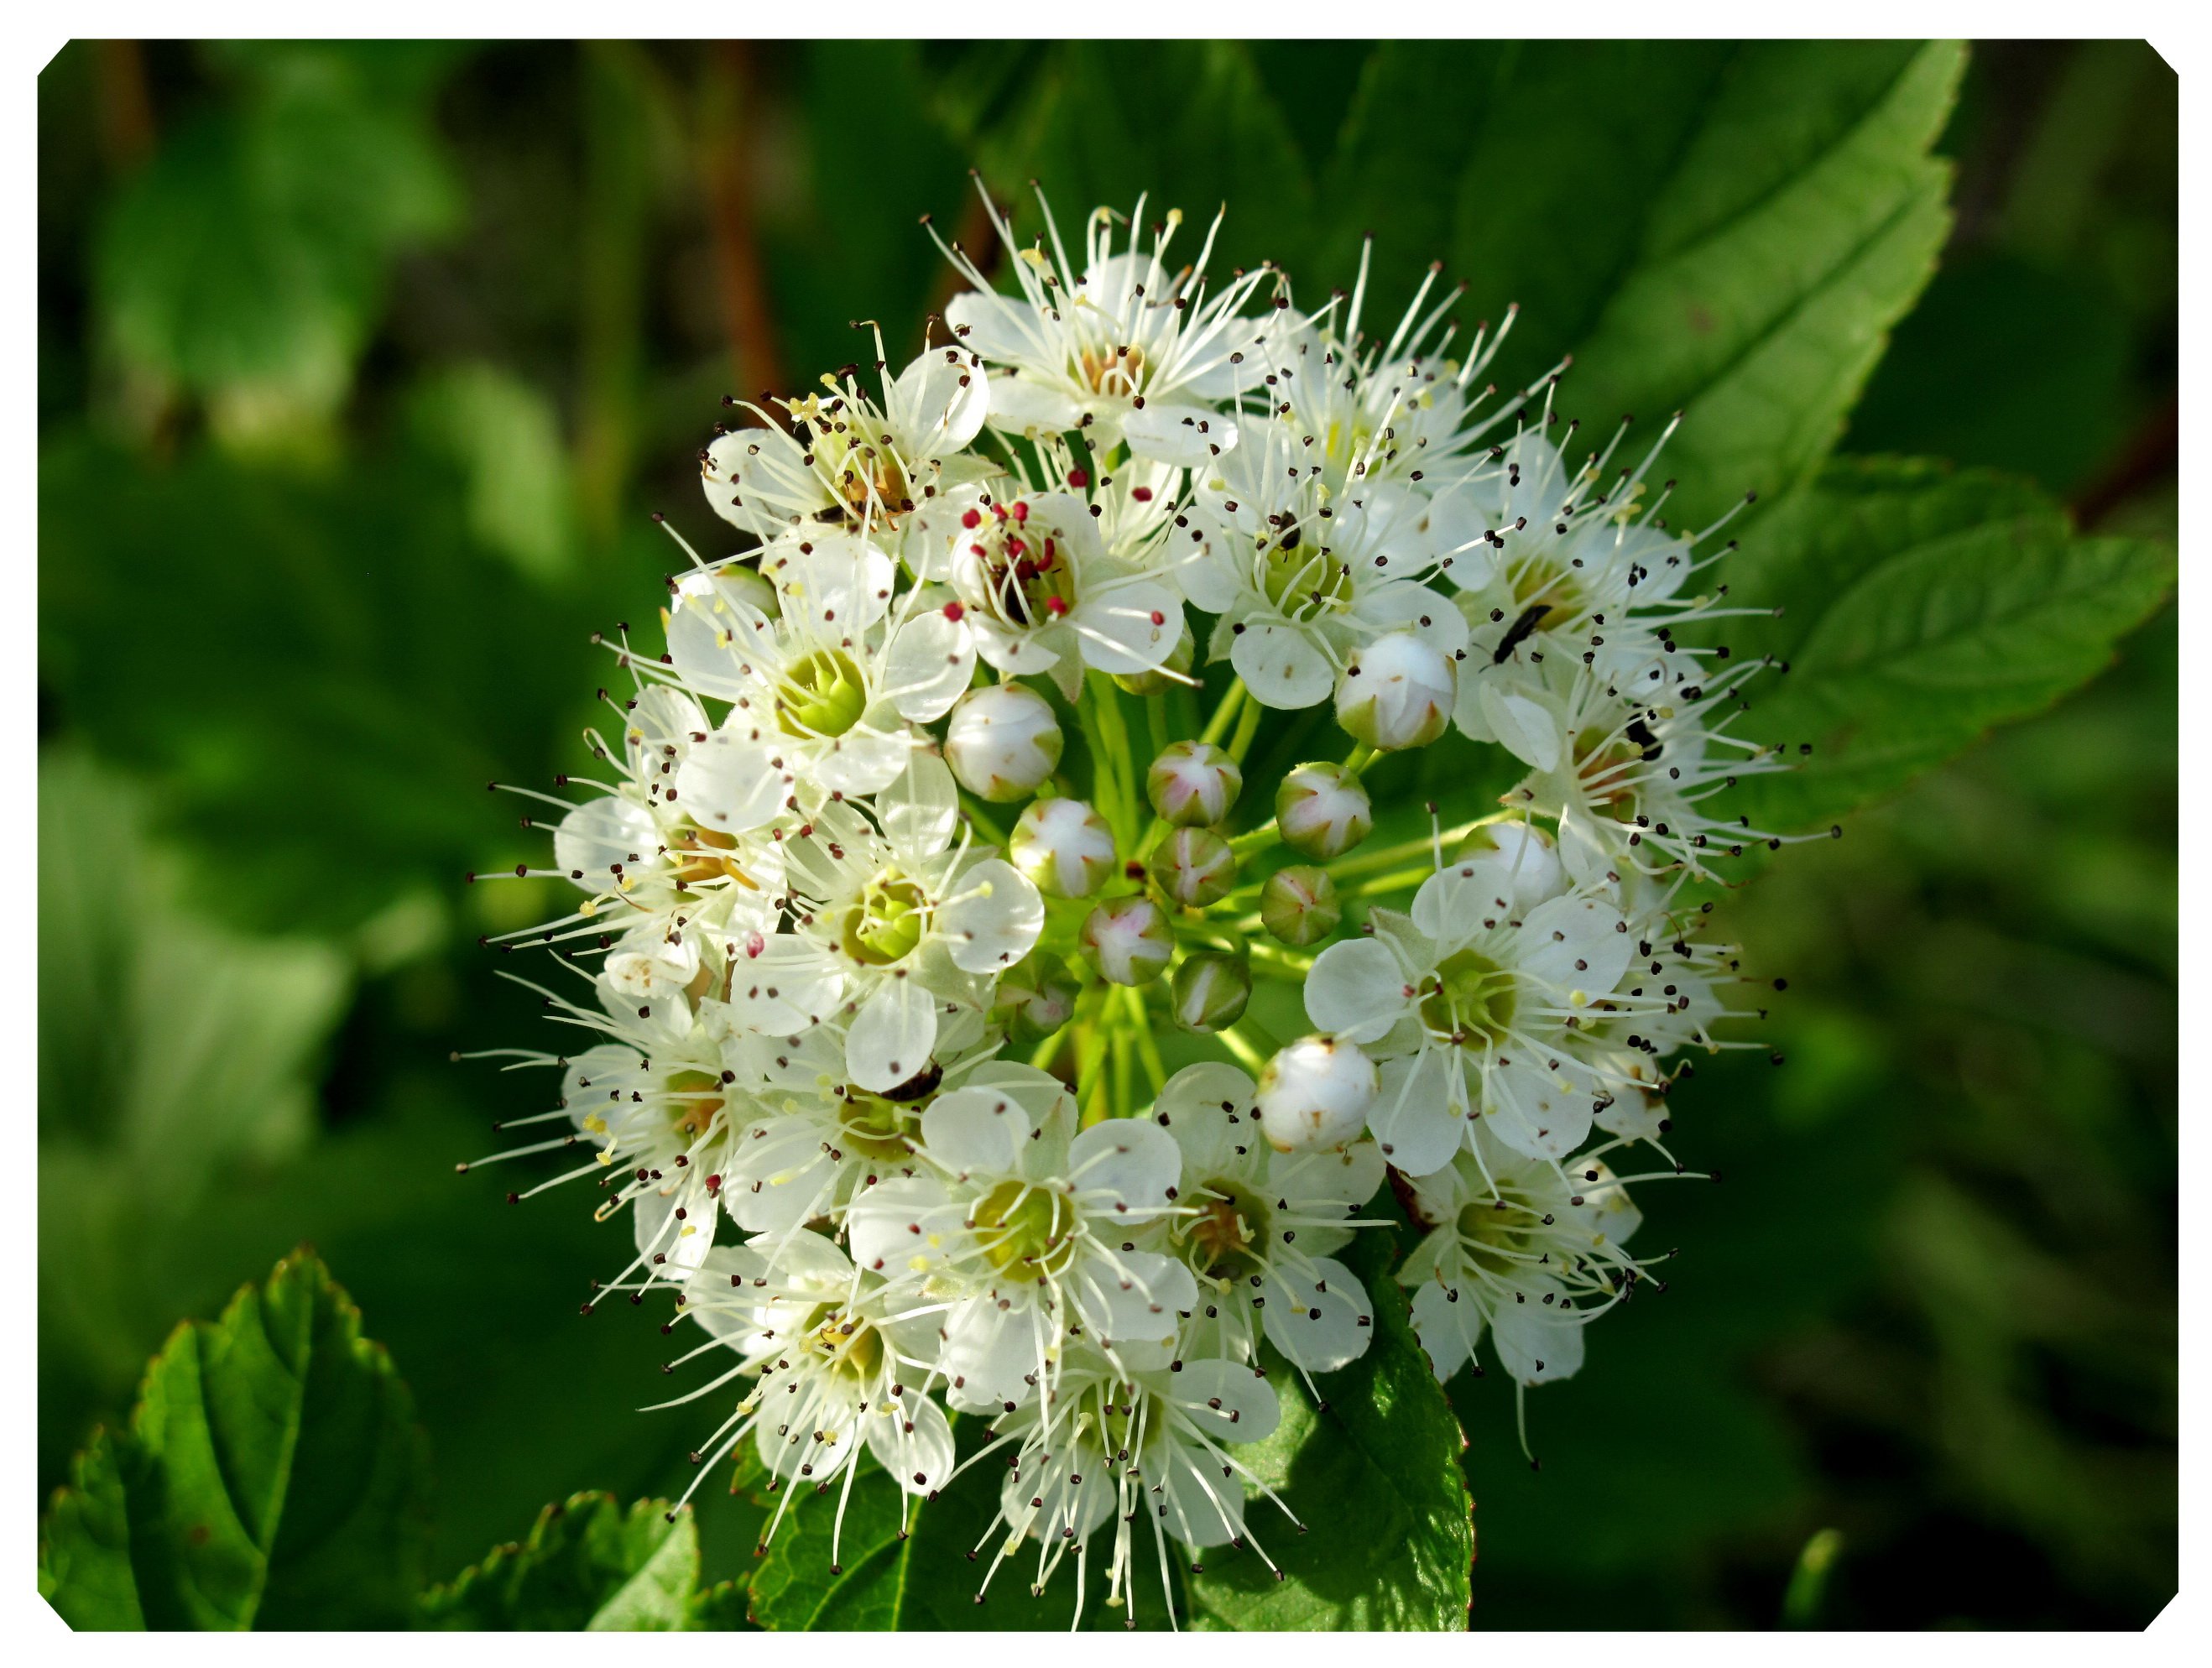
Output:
[
  {"left": 1274, "top": 762, "right": 1373, "bottom": 859},
  {"left": 1153, "top": 826, "right": 1236, "bottom": 907},
  {"left": 945, "top": 682, "right": 1063, "bottom": 802},
  {"left": 1335, "top": 631, "right": 1455, "bottom": 751},
  {"left": 1171, "top": 952, "right": 1251, "bottom": 1034},
  {"left": 1145, "top": 739, "right": 1242, "bottom": 826},
  {"left": 1009, "top": 797, "right": 1116, "bottom": 899},
  {"left": 992, "top": 953, "right": 1079, "bottom": 1043},
  {"left": 1113, "top": 631, "right": 1193, "bottom": 696},
  {"left": 1079, "top": 894, "right": 1173, "bottom": 986},
  {"left": 1255, "top": 1035, "right": 1377, "bottom": 1153},
  {"left": 1260, "top": 864, "right": 1340, "bottom": 946}
]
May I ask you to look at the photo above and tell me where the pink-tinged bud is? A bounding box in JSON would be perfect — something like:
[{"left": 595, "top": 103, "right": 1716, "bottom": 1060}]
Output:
[
  {"left": 1079, "top": 895, "right": 1173, "bottom": 986},
  {"left": 1145, "top": 738, "right": 1243, "bottom": 827},
  {"left": 1009, "top": 797, "right": 1116, "bottom": 899},
  {"left": 1154, "top": 826, "right": 1236, "bottom": 907},
  {"left": 1260, "top": 864, "right": 1340, "bottom": 946},
  {"left": 1274, "top": 762, "right": 1372, "bottom": 859}
]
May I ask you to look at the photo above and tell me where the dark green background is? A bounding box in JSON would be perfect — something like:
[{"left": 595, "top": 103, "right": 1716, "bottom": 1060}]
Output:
[{"left": 37, "top": 39, "right": 2175, "bottom": 1628}]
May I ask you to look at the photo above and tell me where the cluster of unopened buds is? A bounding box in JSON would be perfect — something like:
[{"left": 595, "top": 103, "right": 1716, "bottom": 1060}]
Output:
[{"left": 463, "top": 183, "right": 1809, "bottom": 1624}]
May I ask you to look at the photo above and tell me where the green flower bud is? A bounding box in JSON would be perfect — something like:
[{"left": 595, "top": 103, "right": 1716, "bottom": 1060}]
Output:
[
  {"left": 1260, "top": 864, "right": 1340, "bottom": 946},
  {"left": 1171, "top": 952, "right": 1251, "bottom": 1034},
  {"left": 1154, "top": 826, "right": 1236, "bottom": 907}
]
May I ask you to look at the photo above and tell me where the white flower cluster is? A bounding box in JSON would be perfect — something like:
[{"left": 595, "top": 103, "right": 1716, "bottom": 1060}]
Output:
[{"left": 464, "top": 184, "right": 1797, "bottom": 1620}]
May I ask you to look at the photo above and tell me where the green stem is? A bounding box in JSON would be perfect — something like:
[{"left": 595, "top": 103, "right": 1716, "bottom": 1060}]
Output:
[{"left": 1197, "top": 677, "right": 1248, "bottom": 747}]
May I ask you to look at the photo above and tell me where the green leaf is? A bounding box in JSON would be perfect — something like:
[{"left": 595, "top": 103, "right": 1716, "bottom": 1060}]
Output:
[
  {"left": 94, "top": 51, "right": 462, "bottom": 429},
  {"left": 1185, "top": 1233, "right": 1473, "bottom": 1630},
  {"left": 420, "top": 1493, "right": 706, "bottom": 1630},
  {"left": 1492, "top": 41, "right": 1964, "bottom": 529},
  {"left": 39, "top": 1250, "right": 430, "bottom": 1629},
  {"left": 1720, "top": 456, "right": 2177, "bottom": 829}
]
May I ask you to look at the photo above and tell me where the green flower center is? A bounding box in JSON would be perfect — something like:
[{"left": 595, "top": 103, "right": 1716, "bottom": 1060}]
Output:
[
  {"left": 775, "top": 648, "right": 869, "bottom": 738},
  {"left": 802, "top": 1309, "right": 885, "bottom": 1381},
  {"left": 972, "top": 1180, "right": 1076, "bottom": 1283},
  {"left": 1418, "top": 949, "right": 1517, "bottom": 1046},
  {"left": 841, "top": 875, "right": 927, "bottom": 967},
  {"left": 1505, "top": 551, "right": 1585, "bottom": 633},
  {"left": 1455, "top": 1196, "right": 1547, "bottom": 1277},
  {"left": 834, "top": 1088, "right": 920, "bottom": 1163},
  {"left": 663, "top": 1068, "right": 725, "bottom": 1138},
  {"left": 1258, "top": 523, "right": 1353, "bottom": 615},
  {"left": 1176, "top": 1180, "right": 1270, "bottom": 1283}
]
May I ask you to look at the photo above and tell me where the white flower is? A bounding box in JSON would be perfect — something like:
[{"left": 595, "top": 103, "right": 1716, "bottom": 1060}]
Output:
[
  {"left": 676, "top": 1232, "right": 957, "bottom": 1551},
  {"left": 937, "top": 490, "right": 1184, "bottom": 701},
  {"left": 1184, "top": 436, "right": 1469, "bottom": 710},
  {"left": 535, "top": 681, "right": 786, "bottom": 1005},
  {"left": 941, "top": 188, "right": 1279, "bottom": 466},
  {"left": 846, "top": 1082, "right": 1196, "bottom": 1413},
  {"left": 1496, "top": 658, "right": 1800, "bottom": 887},
  {"left": 1303, "top": 821, "right": 1646, "bottom": 1168},
  {"left": 664, "top": 535, "right": 975, "bottom": 813},
  {"left": 717, "top": 1006, "right": 1067, "bottom": 1236},
  {"left": 699, "top": 342, "right": 994, "bottom": 563},
  {"left": 1153, "top": 1061, "right": 1385, "bottom": 1373},
  {"left": 764, "top": 751, "right": 1045, "bottom": 1091},
  {"left": 1261, "top": 240, "right": 1527, "bottom": 498},
  {"left": 1253, "top": 1035, "right": 1377, "bottom": 1153},
  {"left": 944, "top": 681, "right": 1064, "bottom": 802},
  {"left": 974, "top": 1347, "right": 1286, "bottom": 1624},
  {"left": 1395, "top": 1133, "right": 1652, "bottom": 1386}
]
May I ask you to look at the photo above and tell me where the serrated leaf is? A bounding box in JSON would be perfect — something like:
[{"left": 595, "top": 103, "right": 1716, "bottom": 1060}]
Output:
[
  {"left": 745, "top": 1438, "right": 1184, "bottom": 1631},
  {"left": 1719, "top": 456, "right": 2176, "bottom": 829},
  {"left": 1545, "top": 42, "right": 1963, "bottom": 528},
  {"left": 1184, "top": 1233, "right": 1473, "bottom": 1630},
  {"left": 420, "top": 1493, "right": 703, "bottom": 1630},
  {"left": 39, "top": 1251, "right": 430, "bottom": 1629}
]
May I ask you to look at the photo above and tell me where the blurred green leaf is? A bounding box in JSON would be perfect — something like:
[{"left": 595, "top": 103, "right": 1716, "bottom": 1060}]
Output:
[
  {"left": 1723, "top": 456, "right": 2175, "bottom": 829},
  {"left": 39, "top": 1250, "right": 431, "bottom": 1629},
  {"left": 95, "top": 50, "right": 462, "bottom": 435},
  {"left": 1187, "top": 1233, "right": 1472, "bottom": 1630},
  {"left": 421, "top": 1493, "right": 707, "bottom": 1630},
  {"left": 38, "top": 435, "right": 634, "bottom": 938},
  {"left": 408, "top": 362, "right": 581, "bottom": 581},
  {"left": 37, "top": 752, "right": 348, "bottom": 1186}
]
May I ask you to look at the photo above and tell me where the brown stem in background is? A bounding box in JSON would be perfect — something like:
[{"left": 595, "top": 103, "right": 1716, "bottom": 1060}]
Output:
[
  {"left": 697, "top": 42, "right": 782, "bottom": 402},
  {"left": 93, "top": 39, "right": 156, "bottom": 174},
  {"left": 2071, "top": 395, "right": 2178, "bottom": 530}
]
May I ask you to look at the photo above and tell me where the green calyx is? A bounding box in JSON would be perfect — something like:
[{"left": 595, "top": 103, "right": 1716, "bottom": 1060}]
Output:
[
  {"left": 973, "top": 1180, "right": 1076, "bottom": 1283},
  {"left": 841, "top": 874, "right": 927, "bottom": 967},
  {"left": 1258, "top": 525, "right": 1353, "bottom": 615},
  {"left": 1419, "top": 948, "right": 1517, "bottom": 1045},
  {"left": 775, "top": 647, "right": 869, "bottom": 738}
]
